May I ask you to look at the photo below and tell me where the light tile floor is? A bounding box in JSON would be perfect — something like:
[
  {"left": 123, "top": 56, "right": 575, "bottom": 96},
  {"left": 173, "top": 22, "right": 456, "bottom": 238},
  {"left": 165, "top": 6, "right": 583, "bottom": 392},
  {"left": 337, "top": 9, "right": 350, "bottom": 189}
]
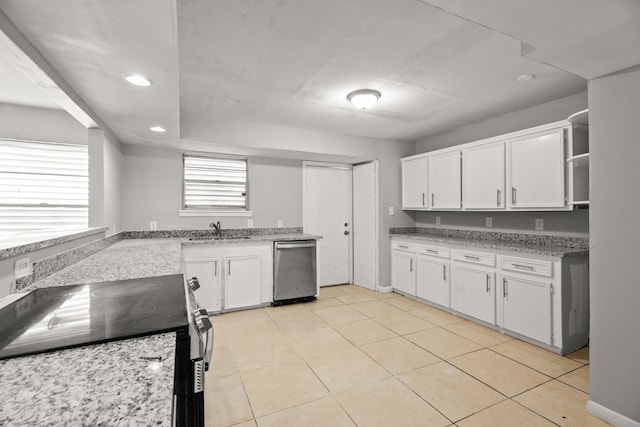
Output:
[{"left": 204, "top": 285, "right": 609, "bottom": 427}]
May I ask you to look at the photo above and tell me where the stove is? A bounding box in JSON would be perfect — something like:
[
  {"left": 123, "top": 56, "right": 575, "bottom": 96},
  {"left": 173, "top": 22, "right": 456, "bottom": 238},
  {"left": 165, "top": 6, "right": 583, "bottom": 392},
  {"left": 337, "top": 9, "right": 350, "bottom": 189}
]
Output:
[{"left": 0, "top": 274, "right": 189, "bottom": 360}]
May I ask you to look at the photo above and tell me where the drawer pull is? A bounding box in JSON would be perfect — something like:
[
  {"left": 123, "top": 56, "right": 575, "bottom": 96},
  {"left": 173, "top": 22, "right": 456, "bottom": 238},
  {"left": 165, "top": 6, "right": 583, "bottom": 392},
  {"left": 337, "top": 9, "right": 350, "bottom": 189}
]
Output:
[
  {"left": 512, "top": 263, "right": 535, "bottom": 270},
  {"left": 426, "top": 249, "right": 438, "bottom": 254},
  {"left": 399, "top": 245, "right": 409, "bottom": 249},
  {"left": 464, "top": 255, "right": 481, "bottom": 261}
]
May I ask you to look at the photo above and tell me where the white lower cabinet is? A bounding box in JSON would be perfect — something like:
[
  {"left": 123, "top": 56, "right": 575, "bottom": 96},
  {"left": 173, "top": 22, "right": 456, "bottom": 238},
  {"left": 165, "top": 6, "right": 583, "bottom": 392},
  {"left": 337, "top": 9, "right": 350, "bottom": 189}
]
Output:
[
  {"left": 183, "top": 258, "right": 222, "bottom": 312},
  {"left": 183, "top": 243, "right": 273, "bottom": 313},
  {"left": 224, "top": 255, "right": 262, "bottom": 310},
  {"left": 391, "top": 237, "right": 589, "bottom": 354},
  {"left": 452, "top": 265, "right": 495, "bottom": 324},
  {"left": 416, "top": 244, "right": 450, "bottom": 308},
  {"left": 499, "top": 275, "right": 552, "bottom": 345}
]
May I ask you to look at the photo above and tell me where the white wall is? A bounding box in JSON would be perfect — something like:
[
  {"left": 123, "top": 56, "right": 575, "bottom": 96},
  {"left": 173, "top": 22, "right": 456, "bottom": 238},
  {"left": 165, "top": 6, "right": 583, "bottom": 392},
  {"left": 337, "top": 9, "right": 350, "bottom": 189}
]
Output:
[
  {"left": 413, "top": 92, "right": 589, "bottom": 235},
  {"left": 0, "top": 103, "right": 87, "bottom": 144},
  {"left": 588, "top": 65, "right": 640, "bottom": 424},
  {"left": 122, "top": 144, "right": 303, "bottom": 230},
  {"left": 377, "top": 139, "right": 416, "bottom": 288}
]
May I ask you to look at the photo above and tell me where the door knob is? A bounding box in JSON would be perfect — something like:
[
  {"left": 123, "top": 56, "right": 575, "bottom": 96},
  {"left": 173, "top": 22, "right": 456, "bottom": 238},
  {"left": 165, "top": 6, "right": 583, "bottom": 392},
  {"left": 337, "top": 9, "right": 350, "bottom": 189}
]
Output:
[{"left": 344, "top": 231, "right": 350, "bottom": 235}]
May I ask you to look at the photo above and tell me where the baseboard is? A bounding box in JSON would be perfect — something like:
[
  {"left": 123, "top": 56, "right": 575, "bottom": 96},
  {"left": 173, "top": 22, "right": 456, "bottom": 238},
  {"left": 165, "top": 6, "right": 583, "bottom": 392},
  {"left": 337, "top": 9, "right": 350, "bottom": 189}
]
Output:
[
  {"left": 376, "top": 285, "right": 393, "bottom": 293},
  {"left": 587, "top": 400, "right": 640, "bottom": 427}
]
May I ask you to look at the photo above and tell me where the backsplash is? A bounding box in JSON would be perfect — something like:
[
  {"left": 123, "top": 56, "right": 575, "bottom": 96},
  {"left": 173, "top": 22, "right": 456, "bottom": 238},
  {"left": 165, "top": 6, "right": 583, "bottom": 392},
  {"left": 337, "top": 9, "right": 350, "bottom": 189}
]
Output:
[{"left": 389, "top": 226, "right": 589, "bottom": 249}]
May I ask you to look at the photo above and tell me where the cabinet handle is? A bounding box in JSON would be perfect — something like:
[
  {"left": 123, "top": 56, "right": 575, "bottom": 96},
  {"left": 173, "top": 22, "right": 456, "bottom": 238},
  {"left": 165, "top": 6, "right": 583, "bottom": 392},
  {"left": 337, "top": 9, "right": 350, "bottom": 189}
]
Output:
[
  {"left": 512, "top": 263, "right": 535, "bottom": 270},
  {"left": 431, "top": 193, "right": 435, "bottom": 206},
  {"left": 410, "top": 259, "right": 413, "bottom": 272},
  {"left": 512, "top": 187, "right": 517, "bottom": 205},
  {"left": 464, "top": 255, "right": 480, "bottom": 261},
  {"left": 497, "top": 189, "right": 501, "bottom": 207},
  {"left": 399, "top": 245, "right": 409, "bottom": 249},
  {"left": 486, "top": 274, "right": 490, "bottom": 293},
  {"left": 422, "top": 193, "right": 425, "bottom": 206},
  {"left": 503, "top": 278, "right": 507, "bottom": 298},
  {"left": 443, "top": 265, "right": 446, "bottom": 280},
  {"left": 214, "top": 262, "right": 217, "bottom": 277},
  {"left": 228, "top": 260, "right": 231, "bottom": 276},
  {"left": 426, "top": 249, "right": 438, "bottom": 254}
]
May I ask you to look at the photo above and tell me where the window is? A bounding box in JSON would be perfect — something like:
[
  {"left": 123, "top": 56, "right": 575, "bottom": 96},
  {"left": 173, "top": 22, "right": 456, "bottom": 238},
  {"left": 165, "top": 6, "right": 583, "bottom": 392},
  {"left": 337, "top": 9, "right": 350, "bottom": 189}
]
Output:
[
  {"left": 0, "top": 139, "right": 89, "bottom": 240},
  {"left": 182, "top": 154, "right": 248, "bottom": 212}
]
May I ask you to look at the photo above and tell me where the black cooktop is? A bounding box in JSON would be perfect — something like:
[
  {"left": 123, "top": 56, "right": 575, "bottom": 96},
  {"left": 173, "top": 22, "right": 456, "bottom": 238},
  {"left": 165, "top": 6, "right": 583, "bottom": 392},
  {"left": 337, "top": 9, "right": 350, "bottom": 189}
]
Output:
[{"left": 0, "top": 274, "right": 189, "bottom": 360}]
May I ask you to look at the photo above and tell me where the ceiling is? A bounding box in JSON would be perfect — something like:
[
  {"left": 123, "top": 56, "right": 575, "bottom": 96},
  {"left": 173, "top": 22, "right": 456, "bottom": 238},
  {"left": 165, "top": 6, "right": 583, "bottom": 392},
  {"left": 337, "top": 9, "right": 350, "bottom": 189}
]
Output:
[{"left": 0, "top": 0, "right": 638, "bottom": 156}]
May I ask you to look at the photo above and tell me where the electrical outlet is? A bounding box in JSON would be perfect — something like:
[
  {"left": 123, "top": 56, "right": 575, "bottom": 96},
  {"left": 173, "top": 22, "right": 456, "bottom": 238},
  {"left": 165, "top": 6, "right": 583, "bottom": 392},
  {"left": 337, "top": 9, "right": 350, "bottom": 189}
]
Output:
[
  {"left": 486, "top": 217, "right": 493, "bottom": 228},
  {"left": 277, "top": 220, "right": 283, "bottom": 228},
  {"left": 388, "top": 206, "right": 395, "bottom": 216},
  {"left": 435, "top": 216, "right": 441, "bottom": 225},
  {"left": 149, "top": 221, "right": 157, "bottom": 231},
  {"left": 535, "top": 218, "right": 544, "bottom": 231},
  {"left": 112, "top": 223, "right": 116, "bottom": 233},
  {"left": 14, "top": 257, "right": 31, "bottom": 279},
  {"left": 247, "top": 219, "right": 254, "bottom": 228}
]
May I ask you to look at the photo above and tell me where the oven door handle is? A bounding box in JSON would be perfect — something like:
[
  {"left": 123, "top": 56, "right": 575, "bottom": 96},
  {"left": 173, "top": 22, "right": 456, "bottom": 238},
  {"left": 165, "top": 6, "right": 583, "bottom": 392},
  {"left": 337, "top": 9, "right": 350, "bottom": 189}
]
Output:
[{"left": 203, "top": 327, "right": 214, "bottom": 371}]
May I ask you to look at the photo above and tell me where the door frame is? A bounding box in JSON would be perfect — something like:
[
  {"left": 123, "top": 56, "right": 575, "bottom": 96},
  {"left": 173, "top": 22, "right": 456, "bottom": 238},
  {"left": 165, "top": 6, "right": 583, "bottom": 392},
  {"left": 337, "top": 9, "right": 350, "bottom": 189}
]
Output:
[
  {"left": 353, "top": 160, "right": 379, "bottom": 290},
  {"left": 302, "top": 161, "right": 353, "bottom": 286}
]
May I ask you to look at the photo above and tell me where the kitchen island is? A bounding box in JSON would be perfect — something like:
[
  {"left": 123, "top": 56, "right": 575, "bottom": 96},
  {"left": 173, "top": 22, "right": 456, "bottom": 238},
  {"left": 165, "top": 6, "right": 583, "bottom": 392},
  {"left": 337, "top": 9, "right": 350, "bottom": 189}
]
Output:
[{"left": 0, "top": 230, "right": 319, "bottom": 425}]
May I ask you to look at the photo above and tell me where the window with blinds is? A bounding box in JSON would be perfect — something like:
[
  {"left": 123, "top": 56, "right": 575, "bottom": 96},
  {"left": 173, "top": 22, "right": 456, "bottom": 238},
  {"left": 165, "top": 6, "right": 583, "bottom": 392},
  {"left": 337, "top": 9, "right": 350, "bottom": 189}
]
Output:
[
  {"left": 0, "top": 139, "right": 89, "bottom": 240},
  {"left": 183, "top": 154, "right": 248, "bottom": 209}
]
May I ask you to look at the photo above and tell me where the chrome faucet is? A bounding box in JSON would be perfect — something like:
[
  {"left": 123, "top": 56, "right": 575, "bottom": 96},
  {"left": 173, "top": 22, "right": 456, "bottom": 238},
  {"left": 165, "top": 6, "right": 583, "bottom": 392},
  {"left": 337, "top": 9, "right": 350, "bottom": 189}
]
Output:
[{"left": 210, "top": 221, "right": 222, "bottom": 237}]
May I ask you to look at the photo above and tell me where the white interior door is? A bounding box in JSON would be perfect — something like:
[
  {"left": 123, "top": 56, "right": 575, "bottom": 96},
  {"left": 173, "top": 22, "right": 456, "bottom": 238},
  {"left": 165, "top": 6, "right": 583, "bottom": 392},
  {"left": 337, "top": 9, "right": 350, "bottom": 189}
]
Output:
[
  {"left": 353, "top": 162, "right": 378, "bottom": 290},
  {"left": 304, "top": 164, "right": 352, "bottom": 287}
]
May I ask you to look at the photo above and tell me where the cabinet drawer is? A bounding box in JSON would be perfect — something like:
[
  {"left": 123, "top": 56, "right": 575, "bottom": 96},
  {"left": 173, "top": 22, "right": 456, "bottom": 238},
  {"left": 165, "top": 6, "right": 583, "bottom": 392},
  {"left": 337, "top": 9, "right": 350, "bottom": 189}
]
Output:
[
  {"left": 392, "top": 241, "right": 417, "bottom": 252},
  {"left": 501, "top": 256, "right": 553, "bottom": 277},
  {"left": 453, "top": 249, "right": 495, "bottom": 267},
  {"left": 417, "top": 244, "right": 450, "bottom": 259}
]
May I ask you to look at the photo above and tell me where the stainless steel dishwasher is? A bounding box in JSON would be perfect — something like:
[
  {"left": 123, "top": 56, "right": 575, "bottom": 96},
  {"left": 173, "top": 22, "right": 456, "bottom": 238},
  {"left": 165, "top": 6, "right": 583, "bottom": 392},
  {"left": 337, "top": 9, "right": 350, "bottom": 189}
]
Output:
[{"left": 273, "top": 240, "right": 317, "bottom": 305}]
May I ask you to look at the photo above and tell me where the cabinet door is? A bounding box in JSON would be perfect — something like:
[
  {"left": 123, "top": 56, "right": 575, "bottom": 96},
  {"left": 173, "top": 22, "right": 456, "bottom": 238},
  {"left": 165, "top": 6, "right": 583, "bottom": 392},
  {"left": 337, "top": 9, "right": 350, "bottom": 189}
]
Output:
[
  {"left": 402, "top": 157, "right": 429, "bottom": 209},
  {"left": 184, "top": 259, "right": 222, "bottom": 313},
  {"left": 463, "top": 141, "right": 505, "bottom": 209},
  {"left": 500, "top": 276, "right": 552, "bottom": 345},
  {"left": 429, "top": 151, "right": 461, "bottom": 209},
  {"left": 224, "top": 255, "right": 262, "bottom": 309},
  {"left": 509, "top": 129, "right": 565, "bottom": 208},
  {"left": 417, "top": 256, "right": 450, "bottom": 308},
  {"left": 391, "top": 250, "right": 416, "bottom": 296},
  {"left": 452, "top": 265, "right": 495, "bottom": 324}
]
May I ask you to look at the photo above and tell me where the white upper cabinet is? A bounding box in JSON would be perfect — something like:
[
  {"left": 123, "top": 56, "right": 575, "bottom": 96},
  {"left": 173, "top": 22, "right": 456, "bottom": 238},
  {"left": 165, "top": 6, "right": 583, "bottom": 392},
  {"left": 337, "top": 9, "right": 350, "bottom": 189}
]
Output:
[
  {"left": 508, "top": 128, "right": 565, "bottom": 208},
  {"left": 462, "top": 141, "right": 505, "bottom": 209},
  {"left": 402, "top": 157, "right": 429, "bottom": 209},
  {"left": 428, "top": 150, "right": 461, "bottom": 209}
]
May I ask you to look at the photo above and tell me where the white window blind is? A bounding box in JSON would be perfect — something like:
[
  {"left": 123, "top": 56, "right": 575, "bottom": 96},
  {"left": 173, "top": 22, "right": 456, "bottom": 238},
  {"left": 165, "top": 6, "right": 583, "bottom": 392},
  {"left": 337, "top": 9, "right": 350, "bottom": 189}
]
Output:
[
  {"left": 0, "top": 139, "right": 89, "bottom": 240},
  {"left": 183, "top": 155, "right": 248, "bottom": 209}
]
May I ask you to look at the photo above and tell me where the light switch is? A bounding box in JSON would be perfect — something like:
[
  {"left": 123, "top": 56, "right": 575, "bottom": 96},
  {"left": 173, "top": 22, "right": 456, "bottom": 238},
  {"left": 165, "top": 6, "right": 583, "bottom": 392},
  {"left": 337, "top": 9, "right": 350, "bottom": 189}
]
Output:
[
  {"left": 435, "top": 216, "right": 441, "bottom": 225},
  {"left": 277, "top": 220, "right": 283, "bottom": 228},
  {"left": 486, "top": 217, "right": 493, "bottom": 227},
  {"left": 388, "top": 206, "right": 395, "bottom": 216},
  {"left": 149, "top": 221, "right": 157, "bottom": 231},
  {"left": 247, "top": 219, "right": 254, "bottom": 228},
  {"left": 535, "top": 218, "right": 544, "bottom": 231},
  {"left": 14, "top": 257, "right": 31, "bottom": 278}
]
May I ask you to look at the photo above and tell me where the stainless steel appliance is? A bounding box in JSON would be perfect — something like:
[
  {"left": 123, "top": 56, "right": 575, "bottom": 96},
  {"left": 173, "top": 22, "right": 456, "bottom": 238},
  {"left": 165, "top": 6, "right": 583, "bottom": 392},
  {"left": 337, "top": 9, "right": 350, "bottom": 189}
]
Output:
[
  {"left": 0, "top": 274, "right": 212, "bottom": 427},
  {"left": 273, "top": 240, "right": 317, "bottom": 305}
]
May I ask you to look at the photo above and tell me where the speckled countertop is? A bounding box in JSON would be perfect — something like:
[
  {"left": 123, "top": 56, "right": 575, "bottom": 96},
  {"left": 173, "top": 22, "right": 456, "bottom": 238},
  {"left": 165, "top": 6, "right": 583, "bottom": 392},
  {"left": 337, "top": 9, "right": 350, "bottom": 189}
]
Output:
[
  {"left": 389, "top": 229, "right": 589, "bottom": 257},
  {"left": 1, "top": 232, "right": 323, "bottom": 425},
  {"left": 0, "top": 332, "right": 176, "bottom": 426}
]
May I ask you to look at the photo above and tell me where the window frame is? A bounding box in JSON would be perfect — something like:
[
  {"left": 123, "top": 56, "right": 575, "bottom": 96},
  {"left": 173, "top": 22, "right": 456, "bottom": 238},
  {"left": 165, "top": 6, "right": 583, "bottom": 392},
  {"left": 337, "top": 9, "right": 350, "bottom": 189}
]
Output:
[
  {"left": 0, "top": 138, "right": 89, "bottom": 238},
  {"left": 179, "top": 153, "right": 252, "bottom": 217}
]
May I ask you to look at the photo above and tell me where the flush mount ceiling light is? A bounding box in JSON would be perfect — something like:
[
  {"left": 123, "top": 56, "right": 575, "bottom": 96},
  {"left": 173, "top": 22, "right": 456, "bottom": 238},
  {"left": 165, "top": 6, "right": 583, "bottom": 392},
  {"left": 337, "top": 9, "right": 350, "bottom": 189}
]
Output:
[
  {"left": 150, "top": 126, "right": 166, "bottom": 133},
  {"left": 125, "top": 74, "right": 151, "bottom": 87},
  {"left": 347, "top": 89, "right": 381, "bottom": 110},
  {"left": 516, "top": 74, "right": 535, "bottom": 82}
]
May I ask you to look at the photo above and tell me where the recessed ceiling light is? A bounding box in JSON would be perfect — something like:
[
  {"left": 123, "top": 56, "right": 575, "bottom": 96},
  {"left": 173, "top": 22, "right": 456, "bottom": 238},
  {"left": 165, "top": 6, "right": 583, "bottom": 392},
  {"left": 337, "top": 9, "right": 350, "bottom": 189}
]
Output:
[
  {"left": 150, "top": 126, "right": 166, "bottom": 133},
  {"left": 347, "top": 89, "right": 381, "bottom": 110},
  {"left": 517, "top": 74, "right": 535, "bottom": 82},
  {"left": 125, "top": 75, "right": 151, "bottom": 87}
]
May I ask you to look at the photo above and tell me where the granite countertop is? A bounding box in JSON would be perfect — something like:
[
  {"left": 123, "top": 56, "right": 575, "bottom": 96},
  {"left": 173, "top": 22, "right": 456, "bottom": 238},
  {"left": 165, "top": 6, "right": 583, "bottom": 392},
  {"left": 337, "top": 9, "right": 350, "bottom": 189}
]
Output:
[
  {"left": 389, "top": 232, "right": 589, "bottom": 257},
  {"left": 0, "top": 333, "right": 176, "bottom": 426},
  {"left": 1, "top": 238, "right": 185, "bottom": 426},
  {"left": 181, "top": 233, "right": 321, "bottom": 246},
  {"left": 0, "top": 227, "right": 109, "bottom": 260}
]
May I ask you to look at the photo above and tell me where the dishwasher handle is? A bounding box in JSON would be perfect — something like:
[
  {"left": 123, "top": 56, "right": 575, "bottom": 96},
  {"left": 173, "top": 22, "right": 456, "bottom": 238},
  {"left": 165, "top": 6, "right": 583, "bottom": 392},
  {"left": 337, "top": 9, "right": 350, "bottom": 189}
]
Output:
[{"left": 275, "top": 241, "right": 316, "bottom": 249}]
